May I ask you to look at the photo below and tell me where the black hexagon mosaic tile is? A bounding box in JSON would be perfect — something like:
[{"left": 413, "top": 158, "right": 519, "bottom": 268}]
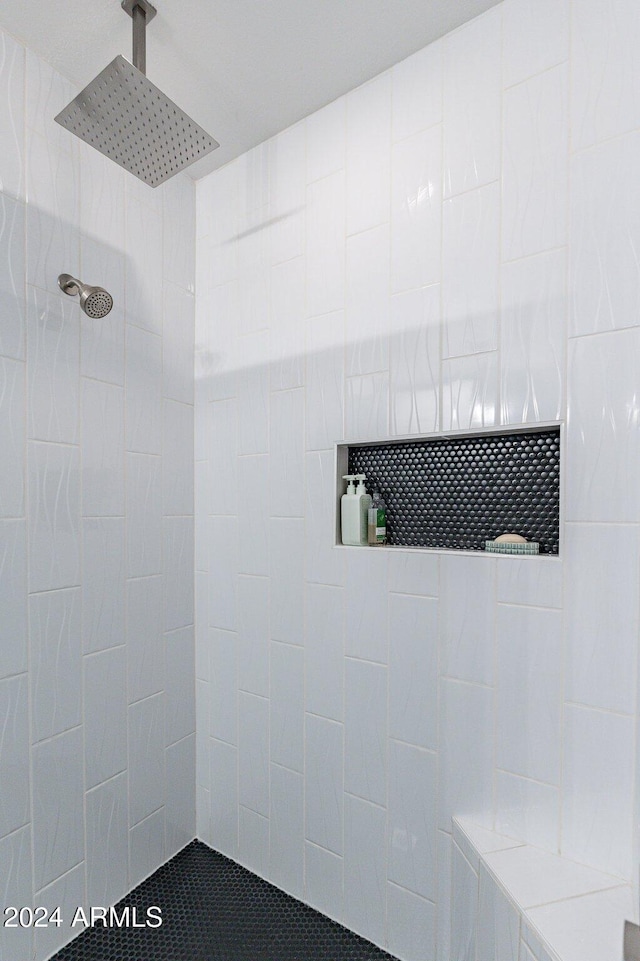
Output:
[
  {"left": 348, "top": 428, "right": 560, "bottom": 554},
  {"left": 52, "top": 840, "right": 398, "bottom": 961}
]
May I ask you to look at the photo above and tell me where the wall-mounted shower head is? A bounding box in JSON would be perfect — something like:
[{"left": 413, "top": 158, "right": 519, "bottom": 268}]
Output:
[{"left": 58, "top": 274, "right": 114, "bottom": 319}]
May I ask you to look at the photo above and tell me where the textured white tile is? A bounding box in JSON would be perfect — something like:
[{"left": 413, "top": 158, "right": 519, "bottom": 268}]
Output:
[
  {"left": 484, "top": 843, "right": 621, "bottom": 908},
  {"left": 128, "top": 692, "right": 165, "bottom": 826},
  {"left": 0, "top": 32, "right": 24, "bottom": 201},
  {"left": 82, "top": 379, "right": 124, "bottom": 516},
  {"left": 305, "top": 842, "right": 343, "bottom": 922},
  {"left": 343, "top": 794, "right": 386, "bottom": 946},
  {"left": 306, "top": 98, "right": 346, "bottom": 185},
  {"left": 0, "top": 194, "right": 26, "bottom": 360},
  {"left": 496, "top": 605, "right": 562, "bottom": 785},
  {"left": 237, "top": 574, "right": 269, "bottom": 698},
  {"left": 305, "top": 713, "right": 344, "bottom": 855},
  {"left": 346, "top": 73, "right": 391, "bottom": 235},
  {"left": 453, "top": 818, "right": 523, "bottom": 869},
  {"left": 437, "top": 831, "right": 452, "bottom": 961},
  {"left": 269, "top": 255, "right": 304, "bottom": 392},
  {"left": 270, "top": 640, "right": 304, "bottom": 772},
  {"left": 562, "top": 704, "right": 635, "bottom": 879},
  {"left": 345, "top": 223, "right": 390, "bottom": 376},
  {"left": 199, "top": 275, "right": 241, "bottom": 400},
  {"left": 0, "top": 675, "right": 29, "bottom": 839},
  {"left": 238, "top": 692, "right": 269, "bottom": 817},
  {"left": 84, "top": 646, "right": 127, "bottom": 790},
  {"left": 345, "top": 372, "right": 389, "bottom": 441},
  {"left": 86, "top": 772, "right": 128, "bottom": 908},
  {"left": 451, "top": 841, "right": 478, "bottom": 961},
  {"left": 270, "top": 518, "right": 304, "bottom": 646},
  {"left": 443, "top": 183, "right": 500, "bottom": 358},
  {"left": 503, "top": 0, "right": 569, "bottom": 86},
  {"left": 81, "top": 234, "right": 125, "bottom": 310},
  {"left": 502, "top": 66, "right": 568, "bottom": 262},
  {"left": 500, "top": 250, "right": 565, "bottom": 425},
  {"left": 392, "top": 41, "right": 442, "bottom": 142},
  {"left": 34, "top": 862, "right": 85, "bottom": 961},
  {"left": 441, "top": 554, "right": 495, "bottom": 685},
  {"left": 129, "top": 807, "right": 165, "bottom": 889},
  {"left": 570, "top": 131, "right": 640, "bottom": 337},
  {"left": 208, "top": 516, "right": 238, "bottom": 631},
  {"left": 126, "top": 452, "right": 162, "bottom": 578},
  {"left": 162, "top": 400, "right": 194, "bottom": 516},
  {"left": 29, "top": 587, "right": 81, "bottom": 742},
  {"left": 32, "top": 726, "right": 83, "bottom": 890},
  {"left": 125, "top": 197, "right": 162, "bottom": 334},
  {"left": 0, "top": 520, "right": 26, "bottom": 679},
  {"left": 391, "top": 126, "right": 441, "bottom": 294},
  {"left": 239, "top": 806, "right": 269, "bottom": 879},
  {"left": 237, "top": 330, "right": 269, "bottom": 455},
  {"left": 387, "top": 884, "right": 437, "bottom": 961},
  {"left": 344, "top": 659, "right": 387, "bottom": 806},
  {"left": 390, "top": 285, "right": 440, "bottom": 436},
  {"left": 81, "top": 304, "right": 125, "bottom": 388},
  {"left": 388, "top": 550, "right": 439, "bottom": 597},
  {"left": 269, "top": 122, "right": 305, "bottom": 266},
  {"left": 305, "top": 583, "right": 344, "bottom": 722},
  {"left": 305, "top": 450, "right": 344, "bottom": 587},
  {"left": 443, "top": 8, "right": 502, "bottom": 197},
  {"left": 210, "top": 738, "right": 238, "bottom": 858},
  {"left": 163, "top": 283, "right": 195, "bottom": 405},
  {"left": 163, "top": 516, "right": 194, "bottom": 632},
  {"left": 126, "top": 575, "right": 163, "bottom": 704},
  {"left": 496, "top": 557, "right": 562, "bottom": 609},
  {"left": 236, "top": 209, "right": 270, "bottom": 337},
  {"left": 28, "top": 441, "right": 79, "bottom": 592},
  {"left": 207, "top": 398, "right": 238, "bottom": 515},
  {"left": 572, "top": 0, "right": 640, "bottom": 150},
  {"left": 0, "top": 357, "right": 24, "bottom": 519},
  {"left": 306, "top": 170, "right": 345, "bottom": 318},
  {"left": 477, "top": 862, "right": 521, "bottom": 961},
  {"left": 270, "top": 388, "right": 304, "bottom": 516},
  {"left": 209, "top": 628, "right": 238, "bottom": 745},
  {"left": 439, "top": 680, "right": 494, "bottom": 832},
  {"left": 525, "top": 885, "right": 636, "bottom": 961},
  {"left": 305, "top": 309, "right": 344, "bottom": 451},
  {"left": 0, "top": 825, "right": 32, "bottom": 961},
  {"left": 125, "top": 324, "right": 162, "bottom": 455},
  {"left": 345, "top": 549, "right": 388, "bottom": 663},
  {"left": 25, "top": 49, "right": 76, "bottom": 148},
  {"left": 388, "top": 740, "right": 437, "bottom": 900},
  {"left": 165, "top": 734, "right": 196, "bottom": 857},
  {"left": 442, "top": 351, "right": 498, "bottom": 431},
  {"left": 79, "top": 141, "right": 125, "bottom": 251},
  {"left": 163, "top": 174, "right": 195, "bottom": 293},
  {"left": 495, "top": 771, "right": 560, "bottom": 854},
  {"left": 270, "top": 763, "right": 304, "bottom": 897},
  {"left": 564, "top": 523, "right": 639, "bottom": 714},
  {"left": 26, "top": 131, "right": 79, "bottom": 291},
  {"left": 165, "top": 626, "right": 195, "bottom": 746},
  {"left": 27, "top": 286, "right": 79, "bottom": 444},
  {"left": 388, "top": 593, "right": 438, "bottom": 750}
]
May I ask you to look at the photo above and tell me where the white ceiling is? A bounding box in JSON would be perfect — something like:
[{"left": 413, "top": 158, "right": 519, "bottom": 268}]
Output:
[{"left": 0, "top": 0, "right": 501, "bottom": 179}]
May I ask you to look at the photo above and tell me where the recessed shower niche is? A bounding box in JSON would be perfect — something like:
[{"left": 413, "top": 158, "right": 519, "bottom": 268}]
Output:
[{"left": 335, "top": 425, "right": 561, "bottom": 554}]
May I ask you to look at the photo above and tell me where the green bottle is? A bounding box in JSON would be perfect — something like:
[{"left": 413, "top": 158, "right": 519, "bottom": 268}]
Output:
[{"left": 368, "top": 491, "right": 387, "bottom": 546}]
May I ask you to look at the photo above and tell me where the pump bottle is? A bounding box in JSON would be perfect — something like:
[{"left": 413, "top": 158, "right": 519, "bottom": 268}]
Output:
[{"left": 354, "top": 475, "right": 372, "bottom": 546}]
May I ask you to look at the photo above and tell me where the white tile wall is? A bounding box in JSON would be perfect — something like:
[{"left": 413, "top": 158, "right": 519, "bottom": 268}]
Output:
[
  {"left": 195, "top": 3, "right": 640, "bottom": 959},
  {"left": 0, "top": 27, "right": 196, "bottom": 959}
]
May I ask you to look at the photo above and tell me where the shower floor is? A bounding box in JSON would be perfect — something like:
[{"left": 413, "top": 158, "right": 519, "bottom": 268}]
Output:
[{"left": 51, "top": 840, "right": 397, "bottom": 961}]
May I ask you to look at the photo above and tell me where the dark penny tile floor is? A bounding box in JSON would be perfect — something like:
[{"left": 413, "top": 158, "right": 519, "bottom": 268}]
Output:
[{"left": 52, "top": 840, "right": 397, "bottom": 961}]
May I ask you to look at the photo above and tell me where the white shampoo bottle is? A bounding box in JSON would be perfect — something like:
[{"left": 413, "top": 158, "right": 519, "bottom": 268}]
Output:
[
  {"left": 354, "top": 474, "right": 372, "bottom": 546},
  {"left": 341, "top": 476, "right": 360, "bottom": 545}
]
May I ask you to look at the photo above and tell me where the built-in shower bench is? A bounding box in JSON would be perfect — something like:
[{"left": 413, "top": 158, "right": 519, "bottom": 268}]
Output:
[{"left": 451, "top": 816, "right": 636, "bottom": 961}]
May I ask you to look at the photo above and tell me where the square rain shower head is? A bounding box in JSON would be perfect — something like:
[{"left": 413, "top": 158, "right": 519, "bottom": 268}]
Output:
[{"left": 54, "top": 55, "right": 220, "bottom": 187}]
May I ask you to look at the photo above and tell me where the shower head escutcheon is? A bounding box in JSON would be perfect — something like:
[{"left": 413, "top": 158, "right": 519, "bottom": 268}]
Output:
[
  {"left": 53, "top": 1, "right": 219, "bottom": 187},
  {"left": 58, "top": 274, "right": 114, "bottom": 319}
]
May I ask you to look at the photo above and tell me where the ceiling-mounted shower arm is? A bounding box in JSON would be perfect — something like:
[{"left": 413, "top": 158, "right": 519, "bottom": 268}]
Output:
[{"left": 122, "top": 0, "right": 157, "bottom": 75}]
